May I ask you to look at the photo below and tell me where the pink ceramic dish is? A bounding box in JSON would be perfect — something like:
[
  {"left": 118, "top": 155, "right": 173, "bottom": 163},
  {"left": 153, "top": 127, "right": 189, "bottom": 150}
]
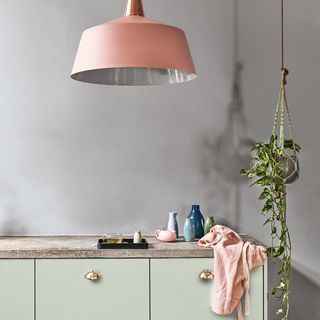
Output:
[{"left": 155, "top": 229, "right": 177, "bottom": 242}]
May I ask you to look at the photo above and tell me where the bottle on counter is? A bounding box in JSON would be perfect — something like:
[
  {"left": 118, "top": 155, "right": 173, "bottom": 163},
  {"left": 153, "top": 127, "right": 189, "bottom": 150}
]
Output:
[
  {"left": 204, "top": 216, "right": 215, "bottom": 235},
  {"left": 133, "top": 231, "right": 142, "bottom": 243},
  {"left": 187, "top": 204, "right": 204, "bottom": 239},
  {"left": 183, "top": 218, "right": 195, "bottom": 242},
  {"left": 167, "top": 212, "right": 179, "bottom": 238}
]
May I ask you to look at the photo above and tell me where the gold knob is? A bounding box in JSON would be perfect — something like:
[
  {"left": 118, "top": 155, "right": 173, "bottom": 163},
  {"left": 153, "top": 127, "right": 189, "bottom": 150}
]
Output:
[
  {"left": 84, "top": 271, "right": 102, "bottom": 281},
  {"left": 199, "top": 269, "right": 214, "bottom": 280}
]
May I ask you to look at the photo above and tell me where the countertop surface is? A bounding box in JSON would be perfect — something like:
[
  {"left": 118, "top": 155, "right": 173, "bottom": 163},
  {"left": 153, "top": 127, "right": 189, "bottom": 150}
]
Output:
[
  {"left": 0, "top": 236, "right": 213, "bottom": 259},
  {"left": 0, "top": 235, "right": 257, "bottom": 259}
]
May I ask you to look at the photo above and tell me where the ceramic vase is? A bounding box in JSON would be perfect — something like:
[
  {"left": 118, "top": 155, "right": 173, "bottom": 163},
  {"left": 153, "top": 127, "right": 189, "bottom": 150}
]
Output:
[
  {"left": 183, "top": 218, "right": 195, "bottom": 242},
  {"left": 204, "top": 216, "right": 215, "bottom": 235},
  {"left": 187, "top": 204, "right": 204, "bottom": 239},
  {"left": 133, "top": 231, "right": 142, "bottom": 243},
  {"left": 167, "top": 212, "right": 179, "bottom": 238}
]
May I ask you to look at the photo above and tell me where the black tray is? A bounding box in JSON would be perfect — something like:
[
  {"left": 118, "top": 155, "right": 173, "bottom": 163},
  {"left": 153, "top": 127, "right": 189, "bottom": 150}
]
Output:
[{"left": 97, "top": 238, "right": 148, "bottom": 249}]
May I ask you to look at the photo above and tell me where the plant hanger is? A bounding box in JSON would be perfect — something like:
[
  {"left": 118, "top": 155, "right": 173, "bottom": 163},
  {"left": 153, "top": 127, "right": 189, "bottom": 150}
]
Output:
[
  {"left": 241, "top": 1, "right": 301, "bottom": 319},
  {"left": 272, "top": 0, "right": 299, "bottom": 184}
]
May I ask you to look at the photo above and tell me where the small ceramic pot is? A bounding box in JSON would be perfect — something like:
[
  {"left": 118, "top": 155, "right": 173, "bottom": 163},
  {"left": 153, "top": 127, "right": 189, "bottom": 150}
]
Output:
[
  {"left": 133, "top": 231, "right": 142, "bottom": 243},
  {"left": 204, "top": 216, "right": 215, "bottom": 235},
  {"left": 155, "top": 229, "right": 177, "bottom": 242}
]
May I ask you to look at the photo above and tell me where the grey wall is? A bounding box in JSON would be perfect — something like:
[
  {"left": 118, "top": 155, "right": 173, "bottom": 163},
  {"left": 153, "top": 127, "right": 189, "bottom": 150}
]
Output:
[
  {"left": 0, "top": 0, "right": 319, "bottom": 318},
  {"left": 0, "top": 0, "right": 235, "bottom": 235}
]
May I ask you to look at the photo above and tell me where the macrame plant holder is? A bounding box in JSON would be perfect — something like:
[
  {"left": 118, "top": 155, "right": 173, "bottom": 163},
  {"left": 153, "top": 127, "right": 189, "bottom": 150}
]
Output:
[
  {"left": 272, "top": 68, "right": 299, "bottom": 184},
  {"left": 241, "top": 2, "right": 300, "bottom": 318}
]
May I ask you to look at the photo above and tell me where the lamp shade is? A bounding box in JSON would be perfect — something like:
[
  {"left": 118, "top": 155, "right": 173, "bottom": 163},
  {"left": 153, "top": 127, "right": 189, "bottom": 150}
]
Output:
[{"left": 71, "top": 0, "right": 196, "bottom": 85}]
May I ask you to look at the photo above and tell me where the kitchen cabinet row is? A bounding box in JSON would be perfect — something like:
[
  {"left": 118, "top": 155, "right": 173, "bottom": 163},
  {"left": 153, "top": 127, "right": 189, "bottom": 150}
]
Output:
[{"left": 0, "top": 258, "right": 266, "bottom": 320}]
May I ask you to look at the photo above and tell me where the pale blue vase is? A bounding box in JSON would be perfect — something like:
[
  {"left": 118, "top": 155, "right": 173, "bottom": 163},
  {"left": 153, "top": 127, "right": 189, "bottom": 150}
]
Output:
[
  {"left": 183, "top": 218, "right": 195, "bottom": 242},
  {"left": 167, "top": 212, "right": 179, "bottom": 238}
]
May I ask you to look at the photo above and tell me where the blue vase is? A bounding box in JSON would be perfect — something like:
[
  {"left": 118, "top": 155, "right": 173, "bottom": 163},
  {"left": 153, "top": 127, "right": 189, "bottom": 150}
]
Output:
[
  {"left": 183, "top": 218, "right": 195, "bottom": 242},
  {"left": 187, "top": 204, "right": 204, "bottom": 238},
  {"left": 167, "top": 212, "right": 179, "bottom": 238}
]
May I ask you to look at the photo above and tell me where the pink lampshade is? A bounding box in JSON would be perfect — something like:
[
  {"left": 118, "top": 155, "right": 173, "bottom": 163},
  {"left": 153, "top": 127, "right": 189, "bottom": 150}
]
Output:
[{"left": 71, "top": 0, "right": 196, "bottom": 85}]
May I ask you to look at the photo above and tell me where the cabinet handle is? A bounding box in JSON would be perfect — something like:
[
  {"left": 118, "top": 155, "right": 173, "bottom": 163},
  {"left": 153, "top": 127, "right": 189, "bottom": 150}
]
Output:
[
  {"left": 199, "top": 269, "right": 214, "bottom": 280},
  {"left": 84, "top": 271, "right": 102, "bottom": 281}
]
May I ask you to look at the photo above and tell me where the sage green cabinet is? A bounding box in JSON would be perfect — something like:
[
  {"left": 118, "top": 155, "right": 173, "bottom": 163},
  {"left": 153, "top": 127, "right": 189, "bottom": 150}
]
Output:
[
  {"left": 150, "top": 258, "right": 265, "bottom": 320},
  {"left": 0, "top": 260, "right": 34, "bottom": 320},
  {"left": 0, "top": 256, "right": 266, "bottom": 320},
  {"left": 36, "top": 259, "right": 149, "bottom": 320}
]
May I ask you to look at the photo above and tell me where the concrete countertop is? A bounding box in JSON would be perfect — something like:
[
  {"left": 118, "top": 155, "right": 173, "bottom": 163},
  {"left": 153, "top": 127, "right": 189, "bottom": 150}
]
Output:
[
  {"left": 0, "top": 234, "right": 257, "bottom": 259},
  {"left": 0, "top": 236, "right": 213, "bottom": 259}
]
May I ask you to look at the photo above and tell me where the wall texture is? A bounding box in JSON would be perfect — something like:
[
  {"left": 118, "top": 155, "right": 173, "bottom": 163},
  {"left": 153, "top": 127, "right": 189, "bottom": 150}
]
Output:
[
  {"left": 0, "top": 0, "right": 235, "bottom": 236},
  {"left": 0, "top": 0, "right": 319, "bottom": 318}
]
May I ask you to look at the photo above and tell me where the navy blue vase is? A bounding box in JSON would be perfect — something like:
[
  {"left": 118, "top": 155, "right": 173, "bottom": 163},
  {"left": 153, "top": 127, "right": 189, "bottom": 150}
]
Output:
[{"left": 187, "top": 204, "right": 205, "bottom": 238}]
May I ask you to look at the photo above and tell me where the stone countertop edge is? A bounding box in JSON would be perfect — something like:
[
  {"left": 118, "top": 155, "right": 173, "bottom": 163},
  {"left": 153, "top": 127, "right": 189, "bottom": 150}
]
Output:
[{"left": 0, "top": 234, "right": 260, "bottom": 259}]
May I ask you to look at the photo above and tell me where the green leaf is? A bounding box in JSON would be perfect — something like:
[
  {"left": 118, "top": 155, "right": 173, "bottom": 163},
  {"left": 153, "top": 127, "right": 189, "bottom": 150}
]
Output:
[
  {"left": 262, "top": 198, "right": 272, "bottom": 212},
  {"left": 275, "top": 183, "right": 286, "bottom": 193},
  {"left": 262, "top": 205, "right": 272, "bottom": 215},
  {"left": 274, "top": 246, "right": 285, "bottom": 258},
  {"left": 283, "top": 139, "right": 294, "bottom": 149},
  {"left": 256, "top": 176, "right": 272, "bottom": 186},
  {"left": 269, "top": 134, "right": 278, "bottom": 149},
  {"left": 251, "top": 142, "right": 265, "bottom": 151},
  {"left": 277, "top": 200, "right": 286, "bottom": 212},
  {"left": 284, "top": 139, "right": 301, "bottom": 152},
  {"left": 266, "top": 247, "right": 274, "bottom": 256},
  {"left": 259, "top": 188, "right": 270, "bottom": 200},
  {"left": 240, "top": 169, "right": 247, "bottom": 175},
  {"left": 255, "top": 164, "right": 267, "bottom": 177}
]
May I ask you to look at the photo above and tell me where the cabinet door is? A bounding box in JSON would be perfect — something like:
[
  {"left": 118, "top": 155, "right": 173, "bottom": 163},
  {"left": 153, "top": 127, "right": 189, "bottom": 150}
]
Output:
[
  {"left": 151, "top": 258, "right": 264, "bottom": 320},
  {"left": 0, "top": 259, "right": 34, "bottom": 320},
  {"left": 36, "top": 259, "right": 149, "bottom": 320}
]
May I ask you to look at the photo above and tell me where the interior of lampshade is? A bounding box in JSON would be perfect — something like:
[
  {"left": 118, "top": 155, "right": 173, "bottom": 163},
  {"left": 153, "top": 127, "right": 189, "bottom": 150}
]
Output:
[{"left": 71, "top": 67, "right": 197, "bottom": 85}]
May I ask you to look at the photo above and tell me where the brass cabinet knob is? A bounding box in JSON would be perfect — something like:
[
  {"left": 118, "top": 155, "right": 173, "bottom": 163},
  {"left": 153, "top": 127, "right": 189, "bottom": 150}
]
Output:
[
  {"left": 199, "top": 269, "right": 214, "bottom": 280},
  {"left": 84, "top": 271, "right": 102, "bottom": 281}
]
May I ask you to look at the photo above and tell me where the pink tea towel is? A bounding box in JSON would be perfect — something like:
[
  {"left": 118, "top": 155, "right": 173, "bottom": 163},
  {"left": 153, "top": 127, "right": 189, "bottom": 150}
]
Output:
[{"left": 198, "top": 225, "right": 267, "bottom": 320}]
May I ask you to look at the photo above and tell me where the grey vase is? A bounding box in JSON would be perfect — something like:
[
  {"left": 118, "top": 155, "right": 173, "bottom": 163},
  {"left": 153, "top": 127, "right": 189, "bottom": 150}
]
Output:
[{"left": 183, "top": 218, "right": 195, "bottom": 242}]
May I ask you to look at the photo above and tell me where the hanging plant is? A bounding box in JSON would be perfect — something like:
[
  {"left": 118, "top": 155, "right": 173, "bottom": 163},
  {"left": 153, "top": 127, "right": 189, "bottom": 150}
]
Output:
[{"left": 241, "top": 1, "right": 300, "bottom": 319}]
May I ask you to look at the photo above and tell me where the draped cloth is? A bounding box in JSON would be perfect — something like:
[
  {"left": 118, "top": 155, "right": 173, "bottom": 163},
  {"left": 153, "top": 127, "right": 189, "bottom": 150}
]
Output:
[{"left": 198, "top": 225, "right": 267, "bottom": 320}]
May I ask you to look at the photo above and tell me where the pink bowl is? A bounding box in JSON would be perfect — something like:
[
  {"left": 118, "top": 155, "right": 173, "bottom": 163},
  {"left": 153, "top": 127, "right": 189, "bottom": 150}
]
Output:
[{"left": 155, "top": 229, "right": 177, "bottom": 242}]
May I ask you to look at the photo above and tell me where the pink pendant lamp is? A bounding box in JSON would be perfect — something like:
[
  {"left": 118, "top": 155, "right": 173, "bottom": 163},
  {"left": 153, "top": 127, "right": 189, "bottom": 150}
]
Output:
[{"left": 71, "top": 0, "right": 196, "bottom": 86}]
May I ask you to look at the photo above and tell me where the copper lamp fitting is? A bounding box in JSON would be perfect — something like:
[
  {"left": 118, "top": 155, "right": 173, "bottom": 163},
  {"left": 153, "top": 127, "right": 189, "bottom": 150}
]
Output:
[{"left": 125, "top": 0, "right": 145, "bottom": 16}]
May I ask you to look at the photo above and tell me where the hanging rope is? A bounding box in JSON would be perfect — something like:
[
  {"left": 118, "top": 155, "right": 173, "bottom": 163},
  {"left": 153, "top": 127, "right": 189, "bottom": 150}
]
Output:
[
  {"left": 281, "top": 0, "right": 289, "bottom": 87},
  {"left": 272, "top": 0, "right": 295, "bottom": 149},
  {"left": 281, "top": 0, "right": 284, "bottom": 70}
]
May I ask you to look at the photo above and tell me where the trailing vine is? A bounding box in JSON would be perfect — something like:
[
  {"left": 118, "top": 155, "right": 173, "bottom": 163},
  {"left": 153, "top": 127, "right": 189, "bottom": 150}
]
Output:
[{"left": 241, "top": 134, "right": 300, "bottom": 319}]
